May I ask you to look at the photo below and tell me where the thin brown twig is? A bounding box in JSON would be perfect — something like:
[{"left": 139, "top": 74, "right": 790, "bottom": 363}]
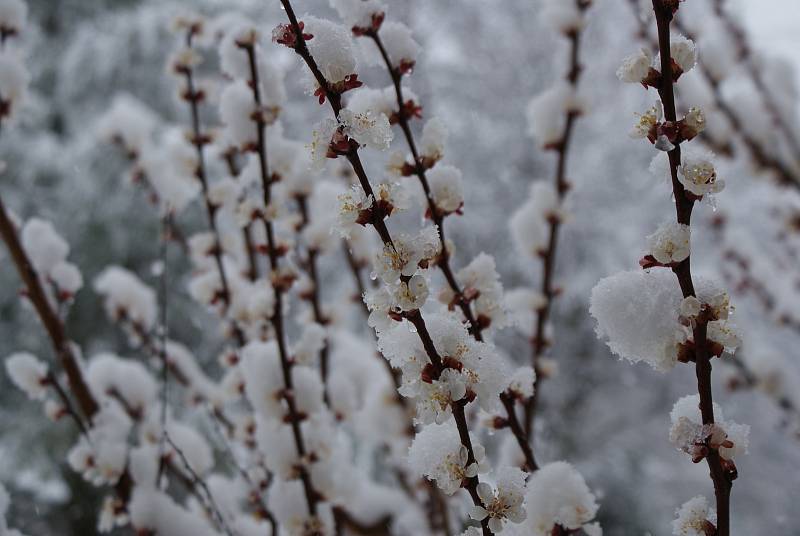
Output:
[
  {"left": 524, "top": 1, "right": 589, "bottom": 448},
  {"left": 295, "top": 193, "right": 331, "bottom": 402},
  {"left": 222, "top": 147, "right": 260, "bottom": 281},
  {"left": 178, "top": 29, "right": 246, "bottom": 346},
  {"left": 275, "top": 3, "right": 491, "bottom": 532},
  {"left": 239, "top": 38, "right": 322, "bottom": 519},
  {"left": 363, "top": 25, "right": 537, "bottom": 472},
  {"left": 164, "top": 432, "right": 237, "bottom": 536},
  {"left": 366, "top": 30, "right": 485, "bottom": 341},
  {"left": 0, "top": 197, "right": 99, "bottom": 419},
  {"left": 651, "top": 2, "right": 733, "bottom": 533}
]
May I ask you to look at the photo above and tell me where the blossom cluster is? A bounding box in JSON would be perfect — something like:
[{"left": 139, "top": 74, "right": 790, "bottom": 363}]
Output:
[{"left": 592, "top": 4, "right": 747, "bottom": 533}]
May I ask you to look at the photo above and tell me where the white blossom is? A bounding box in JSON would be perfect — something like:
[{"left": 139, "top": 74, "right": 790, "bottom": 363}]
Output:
[
  {"left": 630, "top": 101, "right": 662, "bottom": 139},
  {"left": 617, "top": 48, "right": 653, "bottom": 84},
  {"left": 5, "top": 352, "right": 48, "bottom": 400},
  {"left": 646, "top": 221, "right": 690, "bottom": 265},
  {"left": 427, "top": 164, "right": 464, "bottom": 215},
  {"left": 672, "top": 496, "right": 715, "bottom": 536},
  {"left": 509, "top": 181, "right": 562, "bottom": 258},
  {"left": 372, "top": 226, "right": 440, "bottom": 284},
  {"left": 309, "top": 117, "right": 339, "bottom": 169},
  {"left": 541, "top": 0, "right": 586, "bottom": 34},
  {"left": 706, "top": 320, "right": 741, "bottom": 353},
  {"left": 378, "top": 22, "right": 418, "bottom": 71},
  {"left": 680, "top": 296, "right": 702, "bottom": 319},
  {"left": 519, "top": 461, "right": 599, "bottom": 535},
  {"left": 392, "top": 274, "right": 429, "bottom": 312},
  {"left": 94, "top": 266, "right": 158, "bottom": 330},
  {"left": 49, "top": 261, "right": 84, "bottom": 297},
  {"left": 408, "top": 421, "right": 488, "bottom": 495},
  {"left": 669, "top": 395, "right": 749, "bottom": 462},
  {"left": 678, "top": 149, "right": 724, "bottom": 197},
  {"left": 420, "top": 117, "right": 448, "bottom": 163},
  {"left": 442, "top": 253, "right": 508, "bottom": 330},
  {"left": 526, "top": 83, "right": 582, "bottom": 148},
  {"left": 303, "top": 17, "right": 357, "bottom": 85},
  {"left": 335, "top": 184, "right": 373, "bottom": 238},
  {"left": 329, "top": 0, "right": 385, "bottom": 30},
  {"left": 345, "top": 85, "right": 396, "bottom": 118},
  {"left": 20, "top": 218, "right": 69, "bottom": 276},
  {"left": 412, "top": 368, "right": 466, "bottom": 425},
  {"left": 339, "top": 107, "right": 393, "bottom": 150},
  {"left": 96, "top": 94, "right": 159, "bottom": 155},
  {"left": 219, "top": 80, "right": 257, "bottom": 150},
  {"left": 683, "top": 107, "right": 706, "bottom": 138},
  {"left": 505, "top": 366, "right": 536, "bottom": 399},
  {"left": 670, "top": 34, "right": 697, "bottom": 74},
  {"left": 470, "top": 466, "right": 527, "bottom": 532}
]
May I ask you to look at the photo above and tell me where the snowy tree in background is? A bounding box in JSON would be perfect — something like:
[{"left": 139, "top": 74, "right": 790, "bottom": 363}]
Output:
[{"left": 1, "top": 0, "right": 800, "bottom": 535}]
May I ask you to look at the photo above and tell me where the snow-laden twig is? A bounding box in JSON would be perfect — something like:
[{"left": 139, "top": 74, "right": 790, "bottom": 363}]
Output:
[{"left": 273, "top": 2, "right": 494, "bottom": 532}]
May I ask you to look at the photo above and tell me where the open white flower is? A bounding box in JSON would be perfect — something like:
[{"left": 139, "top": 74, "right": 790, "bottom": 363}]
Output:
[
  {"left": 672, "top": 496, "right": 715, "bottom": 536},
  {"left": 339, "top": 108, "right": 393, "bottom": 150},
  {"left": 630, "top": 101, "right": 662, "bottom": 139},
  {"left": 413, "top": 368, "right": 467, "bottom": 424},
  {"left": 617, "top": 48, "right": 653, "bottom": 84},
  {"left": 469, "top": 467, "right": 527, "bottom": 532},
  {"left": 335, "top": 185, "right": 373, "bottom": 238},
  {"left": 670, "top": 34, "right": 697, "bottom": 74},
  {"left": 679, "top": 149, "right": 723, "bottom": 197},
  {"left": 646, "top": 221, "right": 690, "bottom": 265}
]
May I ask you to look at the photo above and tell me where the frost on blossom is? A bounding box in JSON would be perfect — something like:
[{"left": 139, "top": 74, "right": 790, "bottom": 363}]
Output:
[
  {"left": 509, "top": 181, "right": 563, "bottom": 258},
  {"left": 511, "top": 461, "right": 599, "bottom": 535},
  {"left": 617, "top": 48, "right": 653, "bottom": 84},
  {"left": 665, "top": 34, "right": 697, "bottom": 76},
  {"left": 302, "top": 16, "right": 357, "bottom": 86},
  {"left": 376, "top": 22, "right": 418, "bottom": 73},
  {"left": 678, "top": 148, "right": 724, "bottom": 197},
  {"left": 67, "top": 404, "right": 132, "bottom": 486},
  {"left": 469, "top": 466, "right": 527, "bottom": 532},
  {"left": 669, "top": 395, "right": 749, "bottom": 463},
  {"left": 526, "top": 83, "right": 582, "bottom": 149},
  {"left": 672, "top": 496, "right": 716, "bottom": 536},
  {"left": 407, "top": 421, "right": 488, "bottom": 495},
  {"left": 372, "top": 225, "right": 439, "bottom": 284},
  {"left": 96, "top": 94, "right": 159, "bottom": 156},
  {"left": 440, "top": 252, "right": 508, "bottom": 330},
  {"left": 5, "top": 352, "right": 48, "bottom": 400},
  {"left": 644, "top": 221, "right": 691, "bottom": 266},
  {"left": 94, "top": 266, "right": 158, "bottom": 331},
  {"left": 20, "top": 218, "right": 69, "bottom": 276},
  {"left": 419, "top": 117, "right": 448, "bottom": 165},
  {"left": 329, "top": 0, "right": 385, "bottom": 33},
  {"left": 338, "top": 107, "right": 393, "bottom": 150},
  {"left": 379, "top": 313, "right": 508, "bottom": 417}
]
